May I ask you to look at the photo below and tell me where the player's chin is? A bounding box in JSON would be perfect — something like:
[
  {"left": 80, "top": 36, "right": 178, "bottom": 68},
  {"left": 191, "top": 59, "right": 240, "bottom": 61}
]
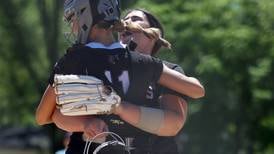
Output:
[
  {"left": 119, "top": 32, "right": 132, "bottom": 42},
  {"left": 119, "top": 36, "right": 130, "bottom": 45}
]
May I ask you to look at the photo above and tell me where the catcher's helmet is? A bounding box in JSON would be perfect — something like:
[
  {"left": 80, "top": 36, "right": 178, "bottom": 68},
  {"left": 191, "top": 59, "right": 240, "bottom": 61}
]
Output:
[{"left": 64, "top": 0, "right": 121, "bottom": 44}]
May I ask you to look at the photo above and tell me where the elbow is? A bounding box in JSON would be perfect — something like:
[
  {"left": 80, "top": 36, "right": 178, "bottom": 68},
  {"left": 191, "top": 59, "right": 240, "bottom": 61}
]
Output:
[
  {"left": 186, "top": 77, "right": 205, "bottom": 99},
  {"left": 171, "top": 121, "right": 184, "bottom": 136},
  {"left": 198, "top": 85, "right": 206, "bottom": 98},
  {"left": 35, "top": 111, "right": 51, "bottom": 126},
  {"left": 163, "top": 123, "right": 183, "bottom": 137},
  {"left": 159, "top": 117, "right": 184, "bottom": 137},
  {"left": 171, "top": 129, "right": 181, "bottom": 136},
  {"left": 35, "top": 116, "right": 47, "bottom": 126},
  {"left": 193, "top": 86, "right": 205, "bottom": 99},
  {"left": 167, "top": 128, "right": 181, "bottom": 137}
]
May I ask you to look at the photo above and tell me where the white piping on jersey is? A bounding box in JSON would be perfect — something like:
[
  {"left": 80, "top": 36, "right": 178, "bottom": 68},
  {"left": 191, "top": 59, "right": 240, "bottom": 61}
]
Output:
[{"left": 86, "top": 42, "right": 126, "bottom": 50}]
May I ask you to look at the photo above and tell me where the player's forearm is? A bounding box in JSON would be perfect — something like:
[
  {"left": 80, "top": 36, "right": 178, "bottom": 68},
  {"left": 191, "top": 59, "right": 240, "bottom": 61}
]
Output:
[
  {"left": 159, "top": 94, "right": 188, "bottom": 136},
  {"left": 114, "top": 102, "right": 183, "bottom": 136},
  {"left": 52, "top": 109, "right": 89, "bottom": 132},
  {"left": 35, "top": 85, "right": 56, "bottom": 125},
  {"left": 157, "top": 110, "right": 184, "bottom": 136},
  {"left": 35, "top": 106, "right": 53, "bottom": 125},
  {"left": 114, "top": 102, "right": 140, "bottom": 126},
  {"left": 159, "top": 64, "right": 205, "bottom": 99}
]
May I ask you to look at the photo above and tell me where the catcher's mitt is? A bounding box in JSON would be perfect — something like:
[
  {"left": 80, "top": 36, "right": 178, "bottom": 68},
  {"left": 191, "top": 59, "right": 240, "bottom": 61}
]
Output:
[{"left": 54, "top": 74, "right": 121, "bottom": 116}]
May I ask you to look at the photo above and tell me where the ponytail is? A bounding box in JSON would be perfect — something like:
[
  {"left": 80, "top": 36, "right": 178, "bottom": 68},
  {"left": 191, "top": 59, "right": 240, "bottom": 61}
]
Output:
[{"left": 112, "top": 20, "right": 171, "bottom": 51}]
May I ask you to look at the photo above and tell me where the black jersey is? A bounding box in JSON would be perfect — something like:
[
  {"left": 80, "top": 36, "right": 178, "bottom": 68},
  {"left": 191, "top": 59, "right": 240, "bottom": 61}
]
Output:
[
  {"left": 49, "top": 42, "right": 162, "bottom": 94},
  {"left": 108, "top": 61, "right": 185, "bottom": 154},
  {"left": 65, "top": 60, "right": 185, "bottom": 154},
  {"left": 49, "top": 42, "right": 163, "bottom": 154},
  {"left": 144, "top": 61, "right": 186, "bottom": 107},
  {"left": 128, "top": 61, "right": 185, "bottom": 154}
]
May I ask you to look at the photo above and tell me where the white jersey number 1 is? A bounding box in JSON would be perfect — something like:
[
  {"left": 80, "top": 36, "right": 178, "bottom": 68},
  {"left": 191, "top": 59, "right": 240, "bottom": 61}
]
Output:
[{"left": 105, "top": 70, "right": 129, "bottom": 94}]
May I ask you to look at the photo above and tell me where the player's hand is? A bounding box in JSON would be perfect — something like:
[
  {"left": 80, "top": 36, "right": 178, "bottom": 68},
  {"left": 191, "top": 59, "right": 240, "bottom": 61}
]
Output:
[
  {"left": 82, "top": 118, "right": 108, "bottom": 140},
  {"left": 111, "top": 101, "right": 123, "bottom": 115}
]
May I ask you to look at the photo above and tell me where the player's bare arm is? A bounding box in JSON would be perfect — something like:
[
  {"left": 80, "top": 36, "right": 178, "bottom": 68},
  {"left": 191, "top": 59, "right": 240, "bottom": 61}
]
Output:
[
  {"left": 52, "top": 109, "right": 107, "bottom": 139},
  {"left": 157, "top": 94, "right": 187, "bottom": 136},
  {"left": 113, "top": 96, "right": 187, "bottom": 136},
  {"left": 159, "top": 64, "right": 205, "bottom": 99},
  {"left": 35, "top": 85, "right": 56, "bottom": 125}
]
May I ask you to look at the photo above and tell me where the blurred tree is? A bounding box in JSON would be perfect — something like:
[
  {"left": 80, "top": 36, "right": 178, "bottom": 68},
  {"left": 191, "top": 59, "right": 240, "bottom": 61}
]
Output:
[
  {"left": 0, "top": 0, "right": 45, "bottom": 125},
  {"left": 36, "top": 0, "right": 63, "bottom": 65},
  {"left": 0, "top": 1, "right": 137, "bottom": 153},
  {"left": 130, "top": 0, "right": 274, "bottom": 154},
  {"left": 0, "top": 0, "right": 63, "bottom": 153},
  {"left": 1, "top": 0, "right": 273, "bottom": 154}
]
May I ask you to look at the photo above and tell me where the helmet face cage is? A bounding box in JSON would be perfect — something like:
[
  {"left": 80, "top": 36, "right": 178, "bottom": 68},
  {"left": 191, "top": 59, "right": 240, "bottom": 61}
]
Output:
[
  {"left": 64, "top": 0, "right": 93, "bottom": 44},
  {"left": 64, "top": 0, "right": 121, "bottom": 44}
]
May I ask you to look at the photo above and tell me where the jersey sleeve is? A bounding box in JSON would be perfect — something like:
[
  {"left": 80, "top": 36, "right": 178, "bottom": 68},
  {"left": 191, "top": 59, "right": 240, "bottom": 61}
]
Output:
[
  {"left": 150, "top": 56, "right": 164, "bottom": 83},
  {"left": 138, "top": 53, "right": 163, "bottom": 82},
  {"left": 48, "top": 51, "right": 82, "bottom": 86},
  {"left": 130, "top": 51, "right": 163, "bottom": 83},
  {"left": 159, "top": 64, "right": 188, "bottom": 99}
]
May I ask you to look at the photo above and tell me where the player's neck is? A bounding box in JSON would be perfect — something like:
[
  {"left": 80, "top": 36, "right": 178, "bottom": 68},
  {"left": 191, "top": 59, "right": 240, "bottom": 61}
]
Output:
[
  {"left": 93, "top": 35, "right": 115, "bottom": 45},
  {"left": 134, "top": 38, "right": 154, "bottom": 55},
  {"left": 136, "top": 45, "right": 153, "bottom": 55},
  {"left": 89, "top": 27, "right": 116, "bottom": 46}
]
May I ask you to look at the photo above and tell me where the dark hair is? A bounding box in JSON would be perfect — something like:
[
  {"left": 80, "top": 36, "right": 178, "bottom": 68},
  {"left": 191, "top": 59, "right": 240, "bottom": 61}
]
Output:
[{"left": 123, "top": 8, "right": 169, "bottom": 55}]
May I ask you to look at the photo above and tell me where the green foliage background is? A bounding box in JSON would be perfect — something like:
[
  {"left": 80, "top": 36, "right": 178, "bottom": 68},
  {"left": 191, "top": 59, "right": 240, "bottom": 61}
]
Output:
[{"left": 0, "top": 0, "right": 273, "bottom": 153}]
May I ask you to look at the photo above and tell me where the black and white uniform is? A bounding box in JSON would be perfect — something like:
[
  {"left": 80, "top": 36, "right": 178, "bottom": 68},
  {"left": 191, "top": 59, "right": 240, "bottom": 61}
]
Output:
[
  {"left": 49, "top": 42, "right": 164, "bottom": 154},
  {"left": 137, "top": 61, "right": 186, "bottom": 154}
]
